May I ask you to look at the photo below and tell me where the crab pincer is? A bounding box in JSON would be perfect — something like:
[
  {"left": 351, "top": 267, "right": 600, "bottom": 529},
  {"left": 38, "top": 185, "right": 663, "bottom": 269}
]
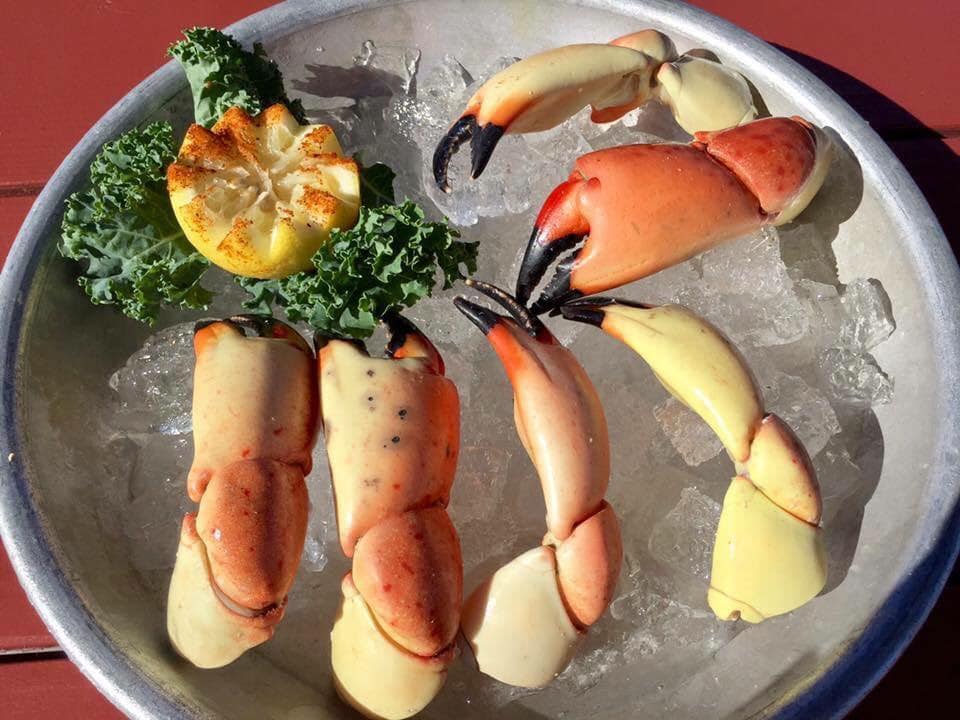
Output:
[
  {"left": 318, "top": 314, "right": 463, "bottom": 720},
  {"left": 561, "top": 298, "right": 827, "bottom": 622},
  {"left": 167, "top": 315, "right": 317, "bottom": 669},
  {"left": 517, "top": 116, "right": 833, "bottom": 313},
  {"left": 432, "top": 29, "right": 757, "bottom": 190},
  {"left": 454, "top": 280, "right": 622, "bottom": 688}
]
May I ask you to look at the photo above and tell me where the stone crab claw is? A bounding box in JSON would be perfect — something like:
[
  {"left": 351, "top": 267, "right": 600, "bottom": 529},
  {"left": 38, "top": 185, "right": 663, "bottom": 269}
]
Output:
[
  {"left": 518, "top": 116, "right": 833, "bottom": 313},
  {"left": 560, "top": 298, "right": 827, "bottom": 622},
  {"left": 432, "top": 29, "right": 757, "bottom": 190},
  {"left": 318, "top": 314, "right": 463, "bottom": 719},
  {"left": 454, "top": 280, "right": 621, "bottom": 688},
  {"left": 168, "top": 315, "right": 316, "bottom": 669}
]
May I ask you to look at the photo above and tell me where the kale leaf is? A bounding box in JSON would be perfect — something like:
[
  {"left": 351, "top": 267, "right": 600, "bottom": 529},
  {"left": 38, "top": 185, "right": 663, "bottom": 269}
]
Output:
[
  {"left": 59, "top": 122, "right": 211, "bottom": 324},
  {"left": 169, "top": 27, "right": 306, "bottom": 128},
  {"left": 238, "top": 200, "right": 477, "bottom": 339}
]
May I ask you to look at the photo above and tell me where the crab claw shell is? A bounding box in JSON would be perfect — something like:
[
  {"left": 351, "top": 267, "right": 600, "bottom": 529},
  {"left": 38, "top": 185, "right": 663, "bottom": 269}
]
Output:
[
  {"left": 332, "top": 575, "right": 451, "bottom": 720},
  {"left": 697, "top": 116, "right": 832, "bottom": 225},
  {"left": 709, "top": 477, "right": 827, "bottom": 623},
  {"left": 352, "top": 508, "right": 463, "bottom": 657},
  {"left": 462, "top": 546, "right": 582, "bottom": 688},
  {"left": 747, "top": 414, "right": 822, "bottom": 524},
  {"left": 189, "top": 319, "right": 316, "bottom": 501},
  {"left": 655, "top": 55, "right": 757, "bottom": 135},
  {"left": 318, "top": 340, "right": 459, "bottom": 556},
  {"left": 432, "top": 43, "right": 659, "bottom": 191},
  {"left": 195, "top": 458, "right": 308, "bottom": 612},
  {"left": 454, "top": 294, "right": 609, "bottom": 541},
  {"left": 167, "top": 515, "right": 282, "bottom": 669},
  {"left": 562, "top": 301, "right": 761, "bottom": 463},
  {"left": 548, "top": 502, "right": 623, "bottom": 628}
]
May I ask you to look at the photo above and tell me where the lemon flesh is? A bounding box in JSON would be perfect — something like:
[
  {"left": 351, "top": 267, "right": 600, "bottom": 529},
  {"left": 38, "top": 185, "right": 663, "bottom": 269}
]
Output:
[{"left": 167, "top": 104, "right": 360, "bottom": 279}]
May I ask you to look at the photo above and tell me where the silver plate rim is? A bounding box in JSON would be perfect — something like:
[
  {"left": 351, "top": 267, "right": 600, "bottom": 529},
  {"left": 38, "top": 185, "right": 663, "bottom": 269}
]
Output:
[{"left": 1, "top": 1, "right": 958, "bottom": 718}]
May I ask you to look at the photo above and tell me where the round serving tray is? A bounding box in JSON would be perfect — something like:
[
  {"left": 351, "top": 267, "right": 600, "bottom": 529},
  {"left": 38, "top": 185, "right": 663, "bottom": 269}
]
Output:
[{"left": 1, "top": 1, "right": 958, "bottom": 718}]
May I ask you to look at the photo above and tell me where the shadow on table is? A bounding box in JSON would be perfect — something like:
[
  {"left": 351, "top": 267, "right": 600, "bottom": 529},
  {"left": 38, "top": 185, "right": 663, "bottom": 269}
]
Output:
[
  {"left": 776, "top": 45, "right": 960, "bottom": 720},
  {"left": 775, "top": 45, "right": 960, "bottom": 249}
]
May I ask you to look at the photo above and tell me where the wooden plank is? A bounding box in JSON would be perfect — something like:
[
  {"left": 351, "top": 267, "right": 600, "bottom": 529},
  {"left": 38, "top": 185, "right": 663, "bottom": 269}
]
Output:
[
  {"left": 0, "top": 195, "right": 39, "bottom": 265},
  {"left": 2, "top": 0, "right": 958, "bottom": 192},
  {"left": 0, "top": 540, "right": 57, "bottom": 653},
  {"left": 0, "top": 0, "right": 275, "bottom": 191},
  {"left": 691, "top": 0, "right": 960, "bottom": 136},
  {"left": 0, "top": 655, "right": 122, "bottom": 719}
]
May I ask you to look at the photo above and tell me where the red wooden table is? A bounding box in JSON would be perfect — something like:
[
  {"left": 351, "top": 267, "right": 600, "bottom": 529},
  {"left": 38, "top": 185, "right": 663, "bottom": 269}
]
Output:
[{"left": 1, "top": 1, "right": 957, "bottom": 717}]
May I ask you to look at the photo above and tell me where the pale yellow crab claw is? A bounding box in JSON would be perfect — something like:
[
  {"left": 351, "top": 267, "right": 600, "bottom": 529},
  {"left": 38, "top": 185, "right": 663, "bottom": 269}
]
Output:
[
  {"left": 331, "top": 575, "right": 452, "bottom": 720},
  {"left": 432, "top": 29, "right": 757, "bottom": 190},
  {"left": 655, "top": 55, "right": 757, "bottom": 135},
  {"left": 561, "top": 299, "right": 827, "bottom": 622}
]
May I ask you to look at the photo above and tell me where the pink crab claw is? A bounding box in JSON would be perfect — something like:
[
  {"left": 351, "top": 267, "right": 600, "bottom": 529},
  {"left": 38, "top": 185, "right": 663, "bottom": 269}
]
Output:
[
  {"left": 517, "top": 116, "right": 833, "bottom": 313},
  {"left": 454, "top": 280, "right": 620, "bottom": 687},
  {"left": 432, "top": 29, "right": 757, "bottom": 191},
  {"left": 453, "top": 279, "right": 609, "bottom": 543}
]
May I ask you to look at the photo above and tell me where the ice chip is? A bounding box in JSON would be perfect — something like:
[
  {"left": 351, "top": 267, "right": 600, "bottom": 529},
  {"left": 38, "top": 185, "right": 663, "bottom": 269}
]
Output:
[
  {"left": 354, "top": 40, "right": 421, "bottom": 95},
  {"left": 818, "top": 347, "right": 894, "bottom": 405},
  {"left": 653, "top": 398, "right": 724, "bottom": 467},
  {"left": 839, "top": 278, "right": 895, "bottom": 350},
  {"left": 649, "top": 487, "right": 722, "bottom": 580},
  {"left": 109, "top": 322, "right": 195, "bottom": 435},
  {"left": 767, "top": 372, "right": 840, "bottom": 458}
]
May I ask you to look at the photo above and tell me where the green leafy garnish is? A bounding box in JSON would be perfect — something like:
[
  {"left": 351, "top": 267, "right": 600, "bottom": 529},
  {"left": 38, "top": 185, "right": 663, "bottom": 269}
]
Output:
[
  {"left": 59, "top": 123, "right": 211, "bottom": 324},
  {"left": 359, "top": 162, "right": 397, "bottom": 208},
  {"left": 169, "top": 27, "right": 306, "bottom": 128},
  {"left": 239, "top": 201, "right": 477, "bottom": 339}
]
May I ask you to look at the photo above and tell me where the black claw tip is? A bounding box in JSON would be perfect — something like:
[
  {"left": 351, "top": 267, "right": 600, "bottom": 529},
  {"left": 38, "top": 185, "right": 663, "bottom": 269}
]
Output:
[
  {"left": 382, "top": 311, "right": 420, "bottom": 357},
  {"left": 466, "top": 279, "right": 544, "bottom": 336},
  {"left": 516, "top": 230, "right": 584, "bottom": 306},
  {"left": 558, "top": 304, "right": 606, "bottom": 327},
  {"left": 529, "top": 252, "right": 580, "bottom": 315},
  {"left": 227, "top": 313, "right": 277, "bottom": 338},
  {"left": 469, "top": 123, "right": 505, "bottom": 180},
  {"left": 453, "top": 296, "right": 501, "bottom": 334},
  {"left": 194, "top": 318, "right": 221, "bottom": 334},
  {"left": 432, "top": 115, "right": 478, "bottom": 192}
]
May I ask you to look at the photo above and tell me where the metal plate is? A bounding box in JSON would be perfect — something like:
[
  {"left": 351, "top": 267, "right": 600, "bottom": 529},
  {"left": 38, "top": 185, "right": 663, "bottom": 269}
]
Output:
[{"left": 1, "top": 1, "right": 959, "bottom": 718}]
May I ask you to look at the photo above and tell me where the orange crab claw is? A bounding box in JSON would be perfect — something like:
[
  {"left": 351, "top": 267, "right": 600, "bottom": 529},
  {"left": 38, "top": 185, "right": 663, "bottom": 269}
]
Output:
[
  {"left": 383, "top": 310, "right": 445, "bottom": 375},
  {"left": 432, "top": 29, "right": 757, "bottom": 191},
  {"left": 518, "top": 116, "right": 832, "bottom": 313},
  {"left": 454, "top": 280, "right": 608, "bottom": 542}
]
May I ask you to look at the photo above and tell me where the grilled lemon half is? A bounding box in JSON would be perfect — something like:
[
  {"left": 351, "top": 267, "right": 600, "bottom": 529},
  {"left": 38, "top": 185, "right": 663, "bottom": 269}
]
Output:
[{"left": 167, "top": 104, "right": 360, "bottom": 279}]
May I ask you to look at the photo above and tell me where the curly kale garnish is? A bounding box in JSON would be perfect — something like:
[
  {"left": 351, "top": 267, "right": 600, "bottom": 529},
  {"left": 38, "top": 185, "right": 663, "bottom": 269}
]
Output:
[
  {"left": 239, "top": 199, "right": 477, "bottom": 340},
  {"left": 59, "top": 122, "right": 211, "bottom": 324},
  {"left": 169, "top": 27, "right": 306, "bottom": 128}
]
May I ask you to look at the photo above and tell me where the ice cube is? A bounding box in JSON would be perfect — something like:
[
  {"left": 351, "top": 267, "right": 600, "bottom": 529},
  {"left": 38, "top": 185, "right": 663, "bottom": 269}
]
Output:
[
  {"left": 108, "top": 322, "right": 195, "bottom": 435},
  {"left": 672, "top": 230, "right": 812, "bottom": 348},
  {"left": 795, "top": 279, "right": 844, "bottom": 348},
  {"left": 838, "top": 278, "right": 895, "bottom": 350},
  {"left": 302, "top": 445, "right": 336, "bottom": 573},
  {"left": 653, "top": 398, "right": 724, "bottom": 467},
  {"left": 648, "top": 487, "right": 722, "bottom": 581},
  {"left": 817, "top": 347, "right": 894, "bottom": 405},
  {"left": 353, "top": 40, "right": 421, "bottom": 95},
  {"left": 700, "top": 228, "right": 789, "bottom": 299},
  {"left": 116, "top": 434, "right": 193, "bottom": 572},
  {"left": 766, "top": 372, "right": 840, "bottom": 457}
]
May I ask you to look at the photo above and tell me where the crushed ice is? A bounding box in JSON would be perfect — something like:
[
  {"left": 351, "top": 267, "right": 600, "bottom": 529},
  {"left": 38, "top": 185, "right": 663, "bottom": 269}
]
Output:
[{"left": 101, "top": 37, "right": 899, "bottom": 705}]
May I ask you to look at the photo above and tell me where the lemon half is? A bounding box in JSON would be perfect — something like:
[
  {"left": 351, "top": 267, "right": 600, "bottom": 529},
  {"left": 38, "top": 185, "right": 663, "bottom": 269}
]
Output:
[{"left": 167, "top": 104, "right": 360, "bottom": 279}]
